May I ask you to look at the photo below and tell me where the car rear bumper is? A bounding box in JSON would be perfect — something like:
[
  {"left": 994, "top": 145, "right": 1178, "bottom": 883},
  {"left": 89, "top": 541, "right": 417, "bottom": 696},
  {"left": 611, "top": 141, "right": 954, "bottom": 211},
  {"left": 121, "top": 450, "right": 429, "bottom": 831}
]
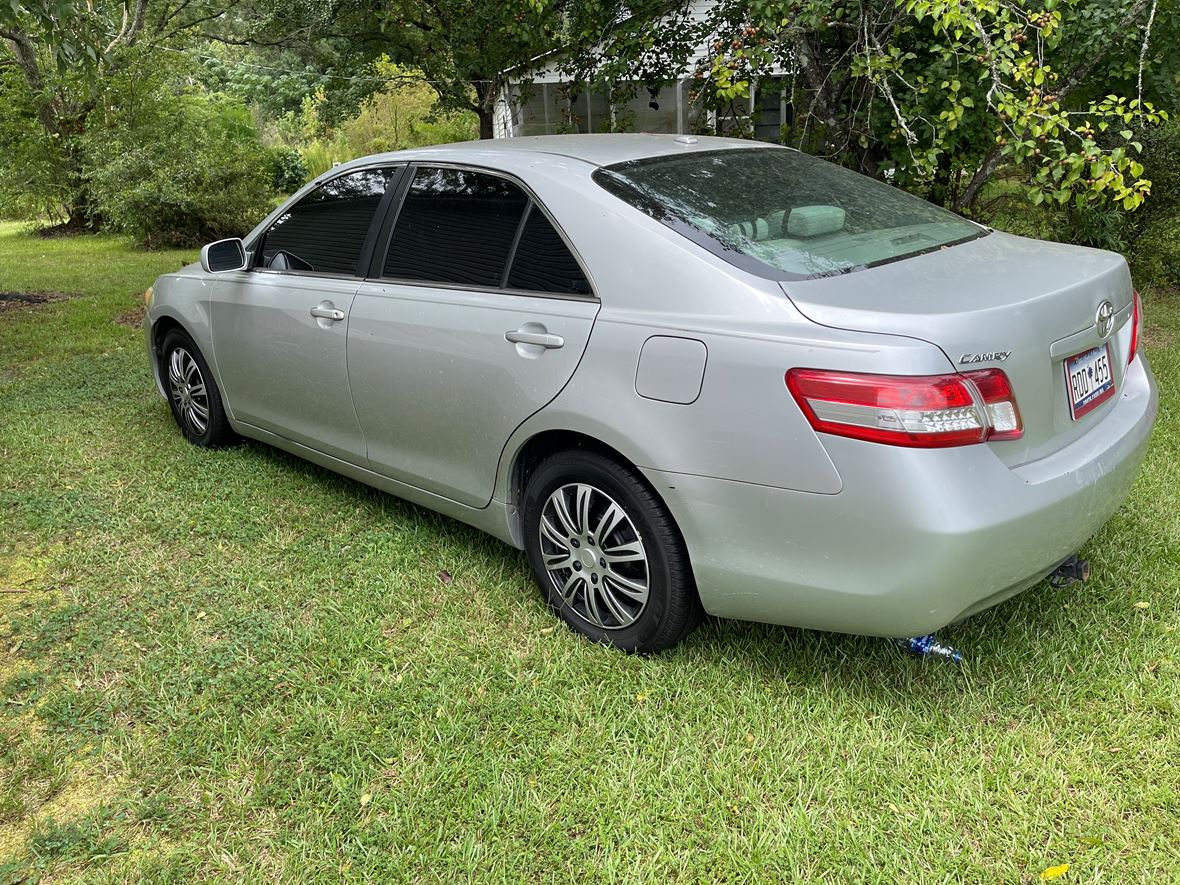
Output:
[{"left": 643, "top": 355, "right": 1158, "bottom": 637}]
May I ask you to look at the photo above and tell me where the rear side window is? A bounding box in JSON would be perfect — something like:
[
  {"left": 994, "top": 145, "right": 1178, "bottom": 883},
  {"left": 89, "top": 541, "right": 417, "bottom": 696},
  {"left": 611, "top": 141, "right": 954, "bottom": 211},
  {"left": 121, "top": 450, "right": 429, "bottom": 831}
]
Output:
[
  {"left": 384, "top": 168, "right": 528, "bottom": 287},
  {"left": 507, "top": 206, "right": 591, "bottom": 296},
  {"left": 260, "top": 169, "right": 393, "bottom": 275}
]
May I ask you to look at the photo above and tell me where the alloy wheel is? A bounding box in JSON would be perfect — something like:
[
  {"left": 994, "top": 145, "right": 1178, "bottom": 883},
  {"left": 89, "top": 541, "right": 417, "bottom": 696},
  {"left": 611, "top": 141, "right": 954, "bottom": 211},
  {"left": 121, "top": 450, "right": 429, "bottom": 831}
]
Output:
[
  {"left": 167, "top": 347, "right": 210, "bottom": 436},
  {"left": 538, "top": 482, "right": 650, "bottom": 629}
]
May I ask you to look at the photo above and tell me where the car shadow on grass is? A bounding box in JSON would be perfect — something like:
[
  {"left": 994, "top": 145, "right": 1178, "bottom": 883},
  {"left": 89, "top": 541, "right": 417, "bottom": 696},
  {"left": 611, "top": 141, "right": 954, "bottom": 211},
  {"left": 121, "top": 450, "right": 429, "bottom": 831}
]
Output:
[{"left": 219, "top": 431, "right": 1111, "bottom": 708}]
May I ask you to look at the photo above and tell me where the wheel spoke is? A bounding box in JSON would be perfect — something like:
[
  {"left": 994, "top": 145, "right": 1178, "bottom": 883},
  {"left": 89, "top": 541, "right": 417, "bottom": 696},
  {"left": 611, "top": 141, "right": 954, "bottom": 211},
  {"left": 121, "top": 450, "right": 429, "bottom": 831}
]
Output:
[
  {"left": 574, "top": 484, "right": 592, "bottom": 536},
  {"left": 584, "top": 581, "right": 605, "bottom": 626},
  {"left": 168, "top": 351, "right": 185, "bottom": 385},
  {"left": 186, "top": 406, "right": 208, "bottom": 434},
  {"left": 594, "top": 502, "right": 626, "bottom": 545},
  {"left": 602, "top": 538, "right": 645, "bottom": 564},
  {"left": 604, "top": 567, "right": 648, "bottom": 598},
  {"left": 559, "top": 571, "right": 582, "bottom": 604},
  {"left": 540, "top": 513, "right": 569, "bottom": 548},
  {"left": 597, "top": 583, "right": 632, "bottom": 624},
  {"left": 550, "top": 489, "right": 579, "bottom": 537}
]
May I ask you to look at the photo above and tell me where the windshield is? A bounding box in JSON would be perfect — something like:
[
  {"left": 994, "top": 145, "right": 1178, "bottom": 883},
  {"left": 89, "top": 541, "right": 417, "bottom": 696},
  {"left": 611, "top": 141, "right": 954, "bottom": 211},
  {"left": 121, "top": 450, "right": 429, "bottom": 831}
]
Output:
[{"left": 593, "top": 148, "right": 986, "bottom": 279}]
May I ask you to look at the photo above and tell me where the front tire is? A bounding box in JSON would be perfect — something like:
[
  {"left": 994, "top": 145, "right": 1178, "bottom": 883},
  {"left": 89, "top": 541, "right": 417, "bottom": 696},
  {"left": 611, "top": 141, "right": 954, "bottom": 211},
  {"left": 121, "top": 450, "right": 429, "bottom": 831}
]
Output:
[
  {"left": 522, "top": 450, "right": 702, "bottom": 653},
  {"left": 160, "top": 329, "right": 236, "bottom": 448}
]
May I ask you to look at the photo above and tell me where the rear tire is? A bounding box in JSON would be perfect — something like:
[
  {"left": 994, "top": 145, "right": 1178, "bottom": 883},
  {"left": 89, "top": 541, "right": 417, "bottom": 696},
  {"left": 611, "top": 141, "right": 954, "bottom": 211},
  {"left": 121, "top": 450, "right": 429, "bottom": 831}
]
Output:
[
  {"left": 522, "top": 450, "right": 703, "bottom": 653},
  {"left": 160, "top": 329, "right": 236, "bottom": 448}
]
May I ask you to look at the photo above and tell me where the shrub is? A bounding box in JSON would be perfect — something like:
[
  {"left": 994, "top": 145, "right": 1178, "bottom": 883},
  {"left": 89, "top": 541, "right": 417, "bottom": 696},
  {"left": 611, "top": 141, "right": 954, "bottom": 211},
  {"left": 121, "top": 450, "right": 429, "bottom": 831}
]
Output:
[
  {"left": 1060, "top": 203, "right": 1130, "bottom": 253},
  {"left": 1126, "top": 122, "right": 1180, "bottom": 287},
  {"left": 338, "top": 74, "right": 477, "bottom": 156},
  {"left": 85, "top": 93, "right": 274, "bottom": 248},
  {"left": 299, "top": 139, "right": 341, "bottom": 179},
  {"left": 1138, "top": 122, "right": 1180, "bottom": 209},
  {"left": 266, "top": 145, "right": 309, "bottom": 195},
  {"left": 1130, "top": 209, "right": 1180, "bottom": 287}
]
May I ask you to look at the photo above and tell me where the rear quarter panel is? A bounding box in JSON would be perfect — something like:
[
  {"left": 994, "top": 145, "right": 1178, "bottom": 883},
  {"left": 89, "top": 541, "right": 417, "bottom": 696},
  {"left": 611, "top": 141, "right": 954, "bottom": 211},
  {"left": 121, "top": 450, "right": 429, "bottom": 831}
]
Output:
[{"left": 495, "top": 179, "right": 960, "bottom": 498}]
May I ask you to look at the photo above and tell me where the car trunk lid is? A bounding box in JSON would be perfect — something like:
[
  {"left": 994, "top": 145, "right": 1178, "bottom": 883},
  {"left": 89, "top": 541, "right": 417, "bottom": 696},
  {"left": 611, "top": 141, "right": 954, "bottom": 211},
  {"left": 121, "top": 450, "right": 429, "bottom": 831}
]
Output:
[{"left": 780, "top": 231, "right": 1135, "bottom": 466}]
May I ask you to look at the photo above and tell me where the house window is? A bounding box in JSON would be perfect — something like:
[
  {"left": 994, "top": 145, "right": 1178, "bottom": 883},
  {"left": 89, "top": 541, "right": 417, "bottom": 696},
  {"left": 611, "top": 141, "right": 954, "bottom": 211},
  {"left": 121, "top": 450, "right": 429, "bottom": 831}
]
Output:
[
  {"left": 754, "top": 78, "right": 790, "bottom": 143},
  {"left": 518, "top": 84, "right": 574, "bottom": 136},
  {"left": 615, "top": 86, "right": 678, "bottom": 134}
]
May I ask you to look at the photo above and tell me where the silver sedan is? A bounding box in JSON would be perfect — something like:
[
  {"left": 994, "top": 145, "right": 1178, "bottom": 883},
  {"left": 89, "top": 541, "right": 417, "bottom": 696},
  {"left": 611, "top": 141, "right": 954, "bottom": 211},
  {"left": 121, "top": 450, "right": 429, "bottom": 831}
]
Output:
[{"left": 145, "top": 135, "right": 1158, "bottom": 653}]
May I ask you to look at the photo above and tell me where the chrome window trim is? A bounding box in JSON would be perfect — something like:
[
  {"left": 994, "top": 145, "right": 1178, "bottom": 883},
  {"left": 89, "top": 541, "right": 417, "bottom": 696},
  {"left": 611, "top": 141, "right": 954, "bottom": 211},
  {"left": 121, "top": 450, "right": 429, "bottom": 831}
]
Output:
[{"left": 358, "top": 276, "right": 600, "bottom": 305}]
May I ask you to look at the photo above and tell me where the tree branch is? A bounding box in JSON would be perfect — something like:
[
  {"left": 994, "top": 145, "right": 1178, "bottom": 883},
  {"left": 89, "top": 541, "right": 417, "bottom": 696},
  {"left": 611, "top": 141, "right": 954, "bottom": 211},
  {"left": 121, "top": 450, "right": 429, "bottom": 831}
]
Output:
[
  {"left": 2, "top": 26, "right": 59, "bottom": 134},
  {"left": 1057, "top": 0, "right": 1150, "bottom": 99},
  {"left": 955, "top": 143, "right": 1004, "bottom": 212},
  {"left": 1137, "top": 0, "right": 1158, "bottom": 107}
]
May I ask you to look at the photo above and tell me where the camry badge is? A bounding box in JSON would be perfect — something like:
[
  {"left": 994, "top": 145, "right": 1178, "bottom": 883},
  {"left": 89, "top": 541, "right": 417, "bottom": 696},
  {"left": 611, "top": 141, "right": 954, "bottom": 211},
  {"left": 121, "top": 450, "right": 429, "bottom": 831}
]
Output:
[
  {"left": 1095, "top": 300, "right": 1115, "bottom": 340},
  {"left": 959, "top": 351, "right": 1012, "bottom": 364}
]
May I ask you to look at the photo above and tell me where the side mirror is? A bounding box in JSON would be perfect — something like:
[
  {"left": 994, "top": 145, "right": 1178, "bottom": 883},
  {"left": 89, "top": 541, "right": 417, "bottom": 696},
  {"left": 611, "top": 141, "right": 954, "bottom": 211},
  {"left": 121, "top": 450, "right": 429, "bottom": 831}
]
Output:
[{"left": 200, "top": 238, "right": 248, "bottom": 273}]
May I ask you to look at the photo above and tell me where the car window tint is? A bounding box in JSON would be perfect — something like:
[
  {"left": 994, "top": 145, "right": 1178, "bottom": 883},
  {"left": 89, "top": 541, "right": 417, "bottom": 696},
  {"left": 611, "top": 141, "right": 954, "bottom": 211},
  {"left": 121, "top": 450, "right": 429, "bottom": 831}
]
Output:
[
  {"left": 384, "top": 167, "right": 528, "bottom": 287},
  {"left": 507, "top": 207, "right": 591, "bottom": 296},
  {"left": 260, "top": 169, "right": 393, "bottom": 275}
]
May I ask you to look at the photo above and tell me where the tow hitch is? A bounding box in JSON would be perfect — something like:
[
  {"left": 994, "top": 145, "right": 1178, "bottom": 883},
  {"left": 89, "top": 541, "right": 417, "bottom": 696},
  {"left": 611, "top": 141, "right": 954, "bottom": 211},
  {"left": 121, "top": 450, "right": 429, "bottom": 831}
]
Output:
[{"left": 1049, "top": 554, "right": 1091, "bottom": 588}]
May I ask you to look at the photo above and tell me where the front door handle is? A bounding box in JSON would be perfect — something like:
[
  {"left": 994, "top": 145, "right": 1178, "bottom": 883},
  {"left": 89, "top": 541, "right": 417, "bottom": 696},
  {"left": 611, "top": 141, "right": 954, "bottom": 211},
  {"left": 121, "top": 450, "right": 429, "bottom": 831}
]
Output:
[
  {"left": 310, "top": 304, "right": 345, "bottom": 322},
  {"left": 505, "top": 329, "right": 564, "bottom": 349}
]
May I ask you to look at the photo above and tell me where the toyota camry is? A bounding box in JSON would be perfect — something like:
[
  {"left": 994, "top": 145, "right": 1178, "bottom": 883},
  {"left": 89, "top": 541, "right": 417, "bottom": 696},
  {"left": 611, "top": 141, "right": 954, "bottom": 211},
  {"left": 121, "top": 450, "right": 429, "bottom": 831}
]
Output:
[{"left": 144, "top": 134, "right": 1158, "bottom": 653}]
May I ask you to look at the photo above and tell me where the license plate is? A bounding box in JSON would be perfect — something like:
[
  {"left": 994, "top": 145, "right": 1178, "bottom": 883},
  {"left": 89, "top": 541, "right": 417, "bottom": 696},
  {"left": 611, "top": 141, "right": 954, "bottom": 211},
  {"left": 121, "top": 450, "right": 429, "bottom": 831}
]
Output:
[{"left": 1065, "top": 344, "right": 1115, "bottom": 420}]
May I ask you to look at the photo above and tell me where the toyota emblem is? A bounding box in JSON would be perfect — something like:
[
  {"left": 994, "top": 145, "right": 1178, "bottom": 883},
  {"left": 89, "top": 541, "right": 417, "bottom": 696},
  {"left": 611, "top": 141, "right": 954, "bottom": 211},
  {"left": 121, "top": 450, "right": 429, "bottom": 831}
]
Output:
[{"left": 1095, "top": 300, "right": 1115, "bottom": 340}]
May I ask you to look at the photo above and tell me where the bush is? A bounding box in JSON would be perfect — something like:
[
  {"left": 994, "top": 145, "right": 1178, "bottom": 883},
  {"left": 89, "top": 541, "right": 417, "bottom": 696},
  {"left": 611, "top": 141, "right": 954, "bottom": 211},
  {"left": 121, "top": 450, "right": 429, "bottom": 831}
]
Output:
[
  {"left": 85, "top": 93, "right": 274, "bottom": 248},
  {"left": 1130, "top": 209, "right": 1180, "bottom": 287},
  {"left": 266, "top": 145, "right": 308, "bottom": 195},
  {"left": 339, "top": 74, "right": 477, "bottom": 156},
  {"left": 1060, "top": 203, "right": 1130, "bottom": 253},
  {"left": 300, "top": 139, "right": 340, "bottom": 179},
  {"left": 1138, "top": 122, "right": 1180, "bottom": 209},
  {"left": 0, "top": 67, "right": 74, "bottom": 223},
  {"left": 1127, "top": 122, "right": 1180, "bottom": 287}
]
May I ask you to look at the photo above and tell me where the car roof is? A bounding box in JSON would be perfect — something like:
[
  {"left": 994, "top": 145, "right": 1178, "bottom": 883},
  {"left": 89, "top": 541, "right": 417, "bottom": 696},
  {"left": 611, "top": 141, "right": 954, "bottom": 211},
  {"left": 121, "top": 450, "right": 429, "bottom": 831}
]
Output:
[{"left": 333, "top": 134, "right": 784, "bottom": 173}]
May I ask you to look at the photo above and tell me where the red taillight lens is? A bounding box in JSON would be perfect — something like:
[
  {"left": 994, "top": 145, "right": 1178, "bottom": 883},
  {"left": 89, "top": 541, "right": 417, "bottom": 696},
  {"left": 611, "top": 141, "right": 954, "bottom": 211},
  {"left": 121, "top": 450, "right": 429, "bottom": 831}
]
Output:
[
  {"left": 785, "top": 368, "right": 1023, "bottom": 448},
  {"left": 965, "top": 367, "right": 1023, "bottom": 440},
  {"left": 1128, "top": 289, "right": 1141, "bottom": 365}
]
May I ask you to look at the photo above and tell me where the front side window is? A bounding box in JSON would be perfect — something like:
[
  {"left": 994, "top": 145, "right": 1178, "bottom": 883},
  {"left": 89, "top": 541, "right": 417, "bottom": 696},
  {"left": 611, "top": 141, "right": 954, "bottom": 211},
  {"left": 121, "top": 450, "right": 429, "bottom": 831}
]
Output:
[
  {"left": 384, "top": 167, "right": 529, "bottom": 287},
  {"left": 593, "top": 148, "right": 985, "bottom": 279},
  {"left": 260, "top": 168, "right": 394, "bottom": 276}
]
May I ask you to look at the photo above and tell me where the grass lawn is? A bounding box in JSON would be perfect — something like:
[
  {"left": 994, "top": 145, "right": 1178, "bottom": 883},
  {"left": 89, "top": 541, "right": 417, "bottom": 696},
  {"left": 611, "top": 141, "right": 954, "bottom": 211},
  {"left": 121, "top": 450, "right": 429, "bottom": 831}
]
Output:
[{"left": 1, "top": 219, "right": 1178, "bottom": 883}]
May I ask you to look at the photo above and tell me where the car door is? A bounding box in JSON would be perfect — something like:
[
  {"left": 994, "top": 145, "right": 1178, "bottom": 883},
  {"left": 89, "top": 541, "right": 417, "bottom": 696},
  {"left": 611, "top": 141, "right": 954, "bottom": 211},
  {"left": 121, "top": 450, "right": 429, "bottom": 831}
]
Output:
[
  {"left": 348, "top": 164, "right": 599, "bottom": 508},
  {"left": 210, "top": 166, "right": 401, "bottom": 463}
]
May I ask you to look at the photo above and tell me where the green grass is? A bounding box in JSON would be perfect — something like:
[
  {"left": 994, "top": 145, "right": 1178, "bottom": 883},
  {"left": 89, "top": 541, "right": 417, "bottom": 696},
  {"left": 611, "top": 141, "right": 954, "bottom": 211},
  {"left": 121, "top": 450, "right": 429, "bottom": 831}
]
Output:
[{"left": 1, "top": 220, "right": 1178, "bottom": 883}]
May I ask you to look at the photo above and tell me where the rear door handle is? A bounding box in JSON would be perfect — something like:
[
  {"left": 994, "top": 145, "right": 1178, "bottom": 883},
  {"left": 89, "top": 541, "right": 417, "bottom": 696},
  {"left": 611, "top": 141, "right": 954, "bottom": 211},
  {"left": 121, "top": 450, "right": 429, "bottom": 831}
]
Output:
[
  {"left": 310, "top": 305, "right": 345, "bottom": 322},
  {"left": 505, "top": 329, "right": 564, "bottom": 349}
]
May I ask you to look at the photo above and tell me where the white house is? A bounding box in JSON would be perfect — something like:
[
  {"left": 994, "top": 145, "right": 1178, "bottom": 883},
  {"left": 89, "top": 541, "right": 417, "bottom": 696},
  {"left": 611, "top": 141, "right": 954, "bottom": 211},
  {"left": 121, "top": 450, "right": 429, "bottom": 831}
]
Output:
[{"left": 493, "top": 1, "right": 791, "bottom": 141}]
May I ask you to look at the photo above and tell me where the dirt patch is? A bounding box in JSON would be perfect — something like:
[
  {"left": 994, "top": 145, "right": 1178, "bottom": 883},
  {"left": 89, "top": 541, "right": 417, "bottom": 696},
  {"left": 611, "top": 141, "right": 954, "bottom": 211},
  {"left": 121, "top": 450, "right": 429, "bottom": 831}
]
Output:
[
  {"left": 0, "top": 291, "right": 70, "bottom": 312},
  {"left": 1143, "top": 324, "right": 1176, "bottom": 349},
  {"left": 114, "top": 305, "right": 146, "bottom": 328},
  {"left": 32, "top": 219, "right": 93, "bottom": 239}
]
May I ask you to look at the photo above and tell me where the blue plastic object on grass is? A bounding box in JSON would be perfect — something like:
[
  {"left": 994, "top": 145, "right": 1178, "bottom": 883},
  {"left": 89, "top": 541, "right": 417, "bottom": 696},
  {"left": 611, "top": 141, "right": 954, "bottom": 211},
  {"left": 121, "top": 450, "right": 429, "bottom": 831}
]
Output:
[{"left": 893, "top": 634, "right": 963, "bottom": 663}]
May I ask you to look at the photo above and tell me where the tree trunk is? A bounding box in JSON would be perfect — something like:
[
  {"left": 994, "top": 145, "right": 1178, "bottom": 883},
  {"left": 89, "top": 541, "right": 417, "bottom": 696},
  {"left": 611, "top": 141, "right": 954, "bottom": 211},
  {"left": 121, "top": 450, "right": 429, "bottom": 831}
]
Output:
[
  {"left": 471, "top": 77, "right": 497, "bottom": 139},
  {"left": 477, "top": 105, "right": 494, "bottom": 139},
  {"left": 956, "top": 144, "right": 1005, "bottom": 213}
]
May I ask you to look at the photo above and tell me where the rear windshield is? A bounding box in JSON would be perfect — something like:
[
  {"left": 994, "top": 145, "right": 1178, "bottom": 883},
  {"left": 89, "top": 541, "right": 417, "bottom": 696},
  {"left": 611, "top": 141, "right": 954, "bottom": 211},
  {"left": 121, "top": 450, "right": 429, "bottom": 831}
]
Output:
[{"left": 593, "top": 148, "right": 986, "bottom": 279}]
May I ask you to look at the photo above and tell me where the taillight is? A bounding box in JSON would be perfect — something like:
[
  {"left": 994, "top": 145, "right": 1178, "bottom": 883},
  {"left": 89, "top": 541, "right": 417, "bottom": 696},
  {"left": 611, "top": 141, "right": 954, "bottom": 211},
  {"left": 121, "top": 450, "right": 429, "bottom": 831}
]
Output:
[
  {"left": 785, "top": 368, "right": 1023, "bottom": 448},
  {"left": 1128, "top": 289, "right": 1141, "bottom": 364}
]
